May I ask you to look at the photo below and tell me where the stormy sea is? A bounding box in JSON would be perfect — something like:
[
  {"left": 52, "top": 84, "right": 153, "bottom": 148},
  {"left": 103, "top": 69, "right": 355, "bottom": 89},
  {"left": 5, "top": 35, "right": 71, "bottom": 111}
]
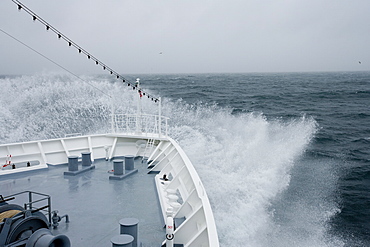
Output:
[{"left": 0, "top": 71, "right": 369, "bottom": 246}]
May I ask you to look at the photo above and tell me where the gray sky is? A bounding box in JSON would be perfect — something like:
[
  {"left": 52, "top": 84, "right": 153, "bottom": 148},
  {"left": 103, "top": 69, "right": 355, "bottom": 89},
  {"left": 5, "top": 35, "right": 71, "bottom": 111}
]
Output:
[{"left": 1, "top": 0, "right": 369, "bottom": 74}]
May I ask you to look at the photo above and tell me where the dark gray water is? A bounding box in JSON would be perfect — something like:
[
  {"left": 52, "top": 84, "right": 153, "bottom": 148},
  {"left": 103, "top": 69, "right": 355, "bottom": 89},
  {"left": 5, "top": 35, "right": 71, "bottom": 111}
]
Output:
[{"left": 1, "top": 71, "right": 369, "bottom": 246}]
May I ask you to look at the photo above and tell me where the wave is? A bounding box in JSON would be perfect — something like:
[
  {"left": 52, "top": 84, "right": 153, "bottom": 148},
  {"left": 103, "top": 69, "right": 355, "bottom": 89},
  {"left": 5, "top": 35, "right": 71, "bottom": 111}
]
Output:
[
  {"left": 0, "top": 73, "right": 345, "bottom": 246},
  {"left": 166, "top": 101, "right": 340, "bottom": 246}
]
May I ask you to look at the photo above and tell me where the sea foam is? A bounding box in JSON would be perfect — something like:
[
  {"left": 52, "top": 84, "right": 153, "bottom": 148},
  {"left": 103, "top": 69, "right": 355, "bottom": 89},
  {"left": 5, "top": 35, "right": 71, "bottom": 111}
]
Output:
[{"left": 0, "top": 74, "right": 344, "bottom": 246}]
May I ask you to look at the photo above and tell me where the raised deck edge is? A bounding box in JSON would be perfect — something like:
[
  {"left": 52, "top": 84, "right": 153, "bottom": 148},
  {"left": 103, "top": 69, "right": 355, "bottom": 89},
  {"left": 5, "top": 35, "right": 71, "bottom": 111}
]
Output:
[{"left": 0, "top": 133, "right": 219, "bottom": 247}]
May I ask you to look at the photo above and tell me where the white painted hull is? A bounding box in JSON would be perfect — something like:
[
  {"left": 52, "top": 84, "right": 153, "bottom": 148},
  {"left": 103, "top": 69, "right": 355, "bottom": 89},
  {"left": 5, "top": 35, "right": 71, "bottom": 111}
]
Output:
[{"left": 0, "top": 133, "right": 219, "bottom": 246}]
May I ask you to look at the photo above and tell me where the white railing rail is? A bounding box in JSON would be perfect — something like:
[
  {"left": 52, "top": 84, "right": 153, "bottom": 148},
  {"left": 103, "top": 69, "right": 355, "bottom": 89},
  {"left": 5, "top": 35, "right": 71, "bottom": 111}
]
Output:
[
  {"left": 113, "top": 113, "right": 169, "bottom": 137},
  {"left": 151, "top": 138, "right": 220, "bottom": 247}
]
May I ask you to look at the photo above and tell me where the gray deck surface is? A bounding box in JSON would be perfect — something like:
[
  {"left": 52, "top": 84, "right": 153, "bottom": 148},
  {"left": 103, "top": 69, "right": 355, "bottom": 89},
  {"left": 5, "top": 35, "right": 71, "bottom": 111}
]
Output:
[{"left": 0, "top": 158, "right": 164, "bottom": 247}]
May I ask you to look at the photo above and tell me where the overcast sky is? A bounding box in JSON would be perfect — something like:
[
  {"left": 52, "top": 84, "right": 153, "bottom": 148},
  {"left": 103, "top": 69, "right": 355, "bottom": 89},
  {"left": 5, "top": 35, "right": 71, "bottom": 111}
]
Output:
[{"left": 1, "top": 0, "right": 369, "bottom": 75}]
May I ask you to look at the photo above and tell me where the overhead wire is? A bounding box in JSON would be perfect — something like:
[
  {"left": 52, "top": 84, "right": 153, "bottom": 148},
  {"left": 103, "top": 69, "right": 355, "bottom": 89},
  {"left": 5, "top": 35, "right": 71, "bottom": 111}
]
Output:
[
  {"left": 0, "top": 28, "right": 111, "bottom": 98},
  {"left": 11, "top": 0, "right": 159, "bottom": 103}
]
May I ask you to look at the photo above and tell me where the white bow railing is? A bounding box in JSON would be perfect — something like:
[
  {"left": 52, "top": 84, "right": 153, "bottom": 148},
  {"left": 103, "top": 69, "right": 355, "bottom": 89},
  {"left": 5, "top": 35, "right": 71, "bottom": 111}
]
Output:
[{"left": 113, "top": 113, "right": 169, "bottom": 137}]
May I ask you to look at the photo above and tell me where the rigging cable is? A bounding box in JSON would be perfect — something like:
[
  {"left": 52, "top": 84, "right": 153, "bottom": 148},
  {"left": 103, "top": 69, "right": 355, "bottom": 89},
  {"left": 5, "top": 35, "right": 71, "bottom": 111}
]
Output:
[
  {"left": 0, "top": 28, "right": 111, "bottom": 98},
  {"left": 10, "top": 0, "right": 159, "bottom": 103}
]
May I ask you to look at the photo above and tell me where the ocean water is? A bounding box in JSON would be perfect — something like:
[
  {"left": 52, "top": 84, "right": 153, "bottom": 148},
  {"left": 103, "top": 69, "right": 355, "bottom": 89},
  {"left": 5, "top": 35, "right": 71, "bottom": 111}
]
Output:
[{"left": 0, "top": 71, "right": 369, "bottom": 246}]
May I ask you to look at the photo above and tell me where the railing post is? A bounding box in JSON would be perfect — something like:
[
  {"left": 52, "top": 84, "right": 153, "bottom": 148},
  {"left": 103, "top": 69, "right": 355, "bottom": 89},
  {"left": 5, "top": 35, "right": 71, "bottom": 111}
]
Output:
[
  {"left": 48, "top": 196, "right": 52, "bottom": 225},
  {"left": 112, "top": 113, "right": 167, "bottom": 136},
  {"left": 158, "top": 97, "right": 162, "bottom": 137},
  {"left": 126, "top": 115, "right": 129, "bottom": 134}
]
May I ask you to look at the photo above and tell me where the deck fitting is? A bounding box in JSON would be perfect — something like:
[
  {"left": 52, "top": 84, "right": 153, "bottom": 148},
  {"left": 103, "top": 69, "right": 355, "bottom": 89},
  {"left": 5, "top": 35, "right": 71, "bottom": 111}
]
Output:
[{"left": 109, "top": 169, "right": 138, "bottom": 180}]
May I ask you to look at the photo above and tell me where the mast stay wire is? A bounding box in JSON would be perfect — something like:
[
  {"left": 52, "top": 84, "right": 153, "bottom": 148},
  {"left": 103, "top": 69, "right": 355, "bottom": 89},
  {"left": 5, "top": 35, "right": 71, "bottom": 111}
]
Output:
[
  {"left": 11, "top": 0, "right": 159, "bottom": 103},
  {"left": 0, "top": 28, "right": 111, "bottom": 98}
]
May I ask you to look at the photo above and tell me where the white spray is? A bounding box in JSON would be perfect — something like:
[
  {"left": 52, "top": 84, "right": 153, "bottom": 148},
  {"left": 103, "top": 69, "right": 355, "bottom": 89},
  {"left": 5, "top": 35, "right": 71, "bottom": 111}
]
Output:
[{"left": 0, "top": 74, "right": 343, "bottom": 246}]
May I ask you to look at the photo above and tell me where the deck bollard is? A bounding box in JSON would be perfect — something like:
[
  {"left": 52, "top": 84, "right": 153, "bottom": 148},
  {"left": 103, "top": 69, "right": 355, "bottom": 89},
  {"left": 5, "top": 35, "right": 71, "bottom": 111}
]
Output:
[
  {"left": 113, "top": 160, "right": 124, "bottom": 175},
  {"left": 110, "top": 234, "right": 134, "bottom": 247},
  {"left": 81, "top": 152, "right": 92, "bottom": 167},
  {"left": 124, "top": 155, "right": 134, "bottom": 170},
  {"left": 119, "top": 218, "right": 139, "bottom": 247},
  {"left": 68, "top": 156, "right": 78, "bottom": 172}
]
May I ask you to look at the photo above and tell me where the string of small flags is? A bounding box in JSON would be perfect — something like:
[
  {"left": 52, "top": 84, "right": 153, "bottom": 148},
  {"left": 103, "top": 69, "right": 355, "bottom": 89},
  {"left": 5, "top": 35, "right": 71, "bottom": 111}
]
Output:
[{"left": 12, "top": 0, "right": 159, "bottom": 103}]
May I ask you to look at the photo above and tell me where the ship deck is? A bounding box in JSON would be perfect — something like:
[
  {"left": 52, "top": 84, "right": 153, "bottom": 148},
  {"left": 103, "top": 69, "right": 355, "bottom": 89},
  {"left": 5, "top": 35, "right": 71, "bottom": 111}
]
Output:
[{"left": 0, "top": 158, "right": 164, "bottom": 247}]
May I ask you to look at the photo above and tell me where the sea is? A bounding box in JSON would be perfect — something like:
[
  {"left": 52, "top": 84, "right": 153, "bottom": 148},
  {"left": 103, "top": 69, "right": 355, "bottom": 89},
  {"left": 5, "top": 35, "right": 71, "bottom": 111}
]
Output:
[{"left": 0, "top": 71, "right": 369, "bottom": 247}]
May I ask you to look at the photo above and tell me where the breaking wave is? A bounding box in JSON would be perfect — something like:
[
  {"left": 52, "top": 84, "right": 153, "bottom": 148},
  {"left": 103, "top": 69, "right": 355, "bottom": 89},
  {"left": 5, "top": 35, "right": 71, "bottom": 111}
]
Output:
[{"left": 0, "top": 73, "right": 343, "bottom": 246}]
